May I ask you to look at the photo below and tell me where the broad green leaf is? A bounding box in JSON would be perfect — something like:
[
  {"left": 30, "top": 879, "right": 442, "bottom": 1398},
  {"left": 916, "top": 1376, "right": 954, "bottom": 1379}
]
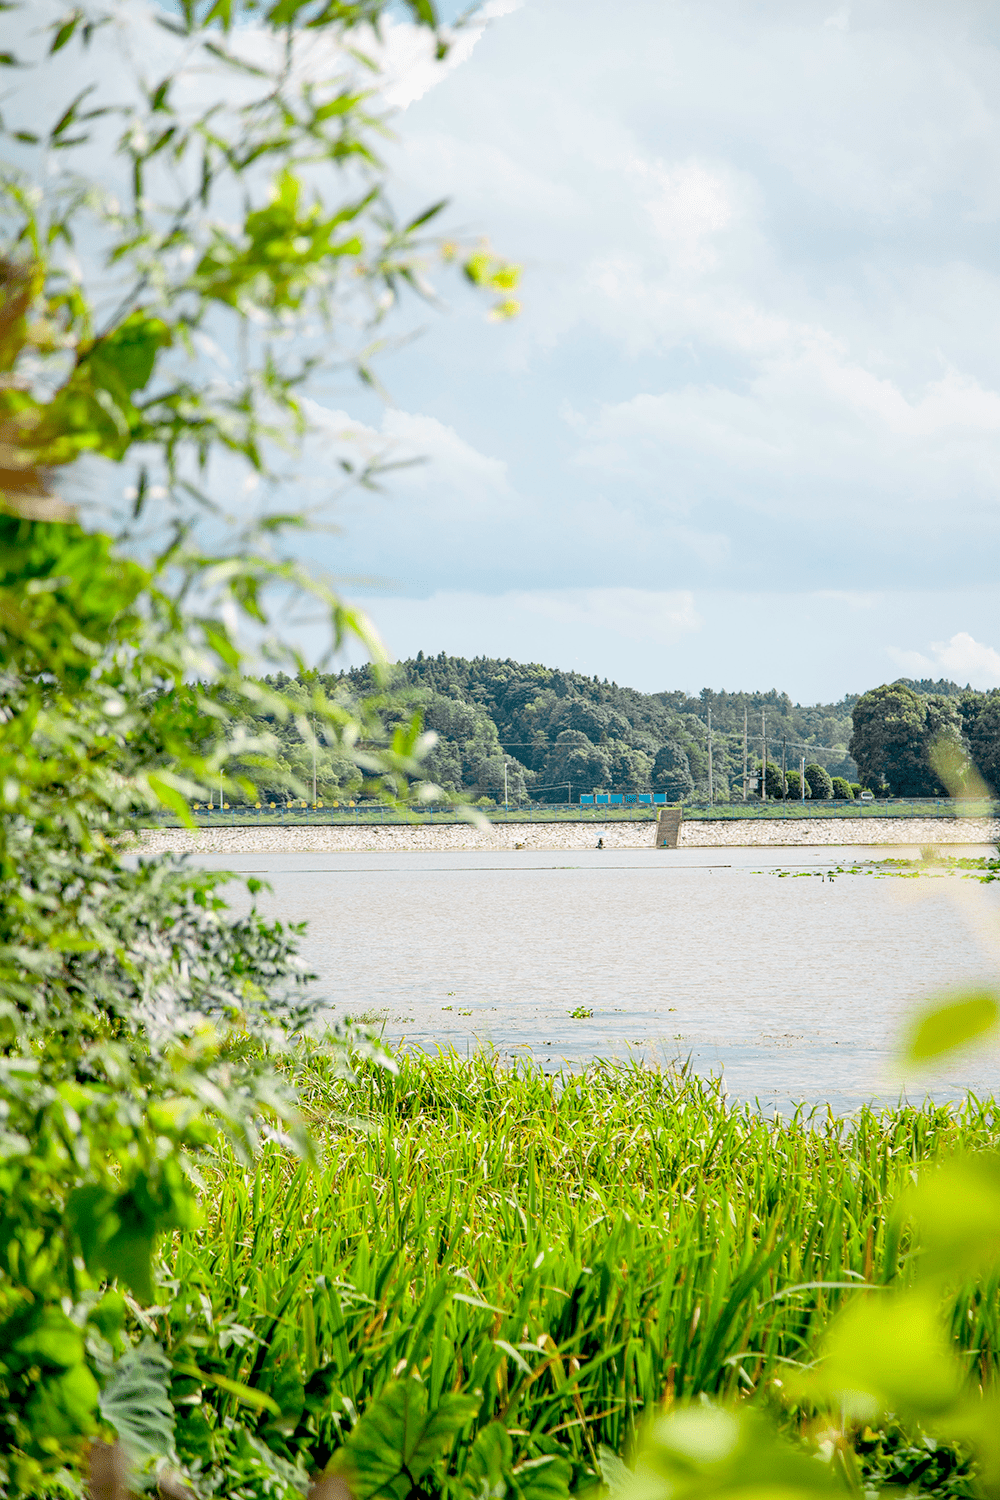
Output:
[
  {"left": 456, "top": 1420, "right": 511, "bottom": 1496},
  {"left": 86, "top": 312, "right": 172, "bottom": 398},
  {"left": 335, "top": 1379, "right": 478, "bottom": 1500},
  {"left": 511, "top": 1454, "right": 572, "bottom": 1500},
  {"left": 66, "top": 1183, "right": 115, "bottom": 1272},
  {"left": 102, "top": 1230, "right": 156, "bottom": 1306},
  {"left": 87, "top": 1291, "right": 127, "bottom": 1342},
  {"left": 902, "top": 990, "right": 999, "bottom": 1064},
  {"left": 99, "top": 1339, "right": 176, "bottom": 1462},
  {"left": 147, "top": 773, "right": 196, "bottom": 825}
]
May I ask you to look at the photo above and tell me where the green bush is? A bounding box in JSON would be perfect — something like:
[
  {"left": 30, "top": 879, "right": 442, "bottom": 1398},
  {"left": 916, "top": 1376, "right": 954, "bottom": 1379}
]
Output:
[
  {"left": 805, "top": 762, "right": 834, "bottom": 799},
  {"left": 763, "top": 760, "right": 785, "bottom": 798},
  {"left": 830, "top": 775, "right": 855, "bottom": 799},
  {"left": 784, "top": 768, "right": 810, "bottom": 799}
]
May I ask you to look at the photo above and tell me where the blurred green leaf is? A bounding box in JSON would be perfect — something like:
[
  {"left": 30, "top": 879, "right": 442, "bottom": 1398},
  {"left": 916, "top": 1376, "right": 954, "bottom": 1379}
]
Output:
[
  {"left": 901, "top": 990, "right": 999, "bottom": 1065},
  {"left": 902, "top": 1153, "right": 1000, "bottom": 1280},
  {"left": 801, "top": 1291, "right": 964, "bottom": 1421},
  {"left": 608, "top": 1406, "right": 844, "bottom": 1500}
]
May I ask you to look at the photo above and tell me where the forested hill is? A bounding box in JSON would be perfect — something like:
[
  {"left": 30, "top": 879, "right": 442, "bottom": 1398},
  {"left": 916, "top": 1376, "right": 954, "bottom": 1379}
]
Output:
[{"left": 329, "top": 653, "right": 870, "bottom": 804}]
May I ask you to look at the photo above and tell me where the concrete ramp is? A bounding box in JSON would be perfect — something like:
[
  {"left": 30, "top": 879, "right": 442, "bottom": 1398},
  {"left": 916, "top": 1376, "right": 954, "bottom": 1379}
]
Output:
[{"left": 656, "top": 806, "right": 682, "bottom": 848}]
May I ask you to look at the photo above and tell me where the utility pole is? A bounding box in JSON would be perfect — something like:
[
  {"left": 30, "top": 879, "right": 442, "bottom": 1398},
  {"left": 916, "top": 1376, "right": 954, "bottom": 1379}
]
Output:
[
  {"left": 503, "top": 761, "right": 509, "bottom": 809},
  {"left": 801, "top": 754, "right": 806, "bottom": 803},
  {"left": 707, "top": 707, "right": 713, "bottom": 805},
  {"left": 781, "top": 738, "right": 787, "bottom": 801},
  {"left": 742, "top": 705, "right": 748, "bottom": 801},
  {"left": 761, "top": 712, "right": 767, "bottom": 801},
  {"left": 312, "top": 724, "right": 317, "bottom": 807}
]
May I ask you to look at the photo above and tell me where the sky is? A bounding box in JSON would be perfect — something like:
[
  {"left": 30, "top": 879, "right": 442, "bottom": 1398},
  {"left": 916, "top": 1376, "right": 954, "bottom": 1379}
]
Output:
[
  {"left": 16, "top": 0, "right": 1000, "bottom": 703},
  {"left": 300, "top": 0, "right": 1000, "bottom": 702}
]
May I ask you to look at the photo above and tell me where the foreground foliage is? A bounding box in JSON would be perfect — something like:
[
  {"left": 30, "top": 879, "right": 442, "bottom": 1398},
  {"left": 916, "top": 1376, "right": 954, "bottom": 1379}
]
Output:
[
  {"left": 126, "top": 1051, "right": 1000, "bottom": 1500},
  {"left": 0, "top": 0, "right": 508, "bottom": 1491}
]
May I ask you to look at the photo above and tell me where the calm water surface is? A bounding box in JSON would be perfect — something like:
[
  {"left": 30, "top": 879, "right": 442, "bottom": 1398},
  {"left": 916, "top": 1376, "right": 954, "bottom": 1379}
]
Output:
[{"left": 190, "top": 845, "right": 1000, "bottom": 1113}]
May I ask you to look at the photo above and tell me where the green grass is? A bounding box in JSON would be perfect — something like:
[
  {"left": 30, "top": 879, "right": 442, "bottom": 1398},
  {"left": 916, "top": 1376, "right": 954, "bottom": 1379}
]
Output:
[
  {"left": 684, "top": 798, "right": 998, "bottom": 821},
  {"left": 158, "top": 1052, "right": 1000, "bottom": 1493},
  {"left": 134, "top": 799, "right": 1000, "bottom": 829},
  {"left": 136, "top": 805, "right": 663, "bottom": 826}
]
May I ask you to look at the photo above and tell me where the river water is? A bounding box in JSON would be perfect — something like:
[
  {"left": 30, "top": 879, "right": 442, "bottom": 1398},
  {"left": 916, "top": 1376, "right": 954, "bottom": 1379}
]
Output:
[{"left": 190, "top": 845, "right": 1000, "bottom": 1114}]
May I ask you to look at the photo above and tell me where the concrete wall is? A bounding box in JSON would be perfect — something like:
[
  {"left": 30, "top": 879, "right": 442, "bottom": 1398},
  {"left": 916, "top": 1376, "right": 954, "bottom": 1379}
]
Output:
[{"left": 131, "top": 815, "right": 1000, "bottom": 856}]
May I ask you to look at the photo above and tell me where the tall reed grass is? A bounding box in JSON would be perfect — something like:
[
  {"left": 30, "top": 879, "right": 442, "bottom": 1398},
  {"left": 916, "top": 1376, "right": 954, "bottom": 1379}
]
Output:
[{"left": 163, "top": 1053, "right": 1000, "bottom": 1490}]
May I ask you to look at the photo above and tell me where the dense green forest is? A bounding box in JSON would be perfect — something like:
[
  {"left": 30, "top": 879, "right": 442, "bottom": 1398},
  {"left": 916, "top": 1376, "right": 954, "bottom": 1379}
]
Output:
[{"left": 223, "top": 657, "right": 1000, "bottom": 805}]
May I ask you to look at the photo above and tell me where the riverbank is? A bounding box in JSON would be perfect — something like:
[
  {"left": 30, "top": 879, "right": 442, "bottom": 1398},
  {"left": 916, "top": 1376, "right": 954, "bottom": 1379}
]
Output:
[{"left": 132, "top": 813, "right": 1000, "bottom": 854}]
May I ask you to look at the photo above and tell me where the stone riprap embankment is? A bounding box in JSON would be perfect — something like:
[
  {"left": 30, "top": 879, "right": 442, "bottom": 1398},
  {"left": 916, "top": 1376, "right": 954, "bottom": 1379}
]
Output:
[
  {"left": 131, "top": 815, "right": 1000, "bottom": 856},
  {"left": 133, "top": 822, "right": 649, "bottom": 854},
  {"left": 681, "top": 816, "right": 1000, "bottom": 847}
]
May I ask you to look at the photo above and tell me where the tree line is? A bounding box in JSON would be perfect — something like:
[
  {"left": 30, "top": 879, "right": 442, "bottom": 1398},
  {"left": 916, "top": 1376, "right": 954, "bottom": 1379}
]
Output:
[
  {"left": 205, "top": 659, "right": 1000, "bottom": 807},
  {"left": 850, "top": 680, "right": 1000, "bottom": 797}
]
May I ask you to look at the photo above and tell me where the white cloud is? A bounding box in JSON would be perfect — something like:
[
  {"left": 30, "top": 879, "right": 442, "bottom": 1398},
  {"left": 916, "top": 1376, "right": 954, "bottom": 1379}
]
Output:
[
  {"left": 379, "top": 2, "right": 524, "bottom": 111},
  {"left": 514, "top": 588, "right": 701, "bottom": 647},
  {"left": 24, "top": 0, "right": 1000, "bottom": 698},
  {"left": 632, "top": 159, "right": 738, "bottom": 272},
  {"left": 561, "top": 342, "right": 1000, "bottom": 529},
  {"left": 303, "top": 401, "right": 508, "bottom": 509},
  {"left": 888, "top": 632, "right": 1000, "bottom": 688},
  {"left": 332, "top": 588, "right": 1000, "bottom": 702}
]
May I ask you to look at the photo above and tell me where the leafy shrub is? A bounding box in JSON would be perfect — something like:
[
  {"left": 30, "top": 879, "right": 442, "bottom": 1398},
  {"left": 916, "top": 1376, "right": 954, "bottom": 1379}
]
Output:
[
  {"left": 805, "top": 762, "right": 834, "bottom": 799},
  {"left": 830, "top": 776, "right": 854, "bottom": 799},
  {"left": 763, "top": 760, "right": 785, "bottom": 798},
  {"left": 784, "top": 769, "right": 809, "bottom": 799}
]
